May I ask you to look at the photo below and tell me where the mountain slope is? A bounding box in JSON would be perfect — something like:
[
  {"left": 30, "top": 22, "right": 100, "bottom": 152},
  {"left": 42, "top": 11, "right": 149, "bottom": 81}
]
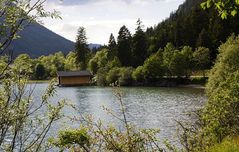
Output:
[
  {"left": 146, "top": 0, "right": 239, "bottom": 60},
  {"left": 11, "top": 23, "right": 75, "bottom": 58}
]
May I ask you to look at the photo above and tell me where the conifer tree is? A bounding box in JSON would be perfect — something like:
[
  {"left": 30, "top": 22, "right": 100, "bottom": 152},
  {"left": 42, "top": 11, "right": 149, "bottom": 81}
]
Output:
[
  {"left": 75, "top": 27, "right": 89, "bottom": 70},
  {"left": 132, "top": 19, "right": 148, "bottom": 67},
  {"left": 117, "top": 25, "right": 132, "bottom": 66},
  {"left": 108, "top": 33, "right": 117, "bottom": 58},
  {"left": 196, "top": 28, "right": 211, "bottom": 48}
]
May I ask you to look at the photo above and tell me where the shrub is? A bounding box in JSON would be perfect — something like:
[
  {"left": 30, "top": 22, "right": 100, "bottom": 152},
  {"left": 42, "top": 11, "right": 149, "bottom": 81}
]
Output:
[
  {"left": 143, "top": 51, "right": 164, "bottom": 80},
  {"left": 207, "top": 136, "right": 239, "bottom": 152},
  {"left": 35, "top": 63, "right": 46, "bottom": 80},
  {"left": 119, "top": 67, "right": 134, "bottom": 86},
  {"left": 96, "top": 68, "right": 108, "bottom": 86},
  {"left": 193, "top": 47, "right": 211, "bottom": 77},
  {"left": 106, "top": 67, "right": 121, "bottom": 85},
  {"left": 132, "top": 66, "right": 145, "bottom": 83},
  {"left": 180, "top": 35, "right": 239, "bottom": 151}
]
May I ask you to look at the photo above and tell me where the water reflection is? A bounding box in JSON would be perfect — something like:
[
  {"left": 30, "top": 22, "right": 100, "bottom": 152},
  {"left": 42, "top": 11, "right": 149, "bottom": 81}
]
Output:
[{"left": 30, "top": 84, "right": 206, "bottom": 144}]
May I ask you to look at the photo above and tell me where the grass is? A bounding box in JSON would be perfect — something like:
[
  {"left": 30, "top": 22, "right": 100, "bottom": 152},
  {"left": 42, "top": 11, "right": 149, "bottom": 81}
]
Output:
[{"left": 207, "top": 136, "right": 239, "bottom": 152}]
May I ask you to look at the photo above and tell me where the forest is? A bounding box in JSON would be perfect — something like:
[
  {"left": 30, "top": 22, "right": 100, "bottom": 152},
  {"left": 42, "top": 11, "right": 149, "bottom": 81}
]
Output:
[{"left": 8, "top": 41, "right": 210, "bottom": 86}]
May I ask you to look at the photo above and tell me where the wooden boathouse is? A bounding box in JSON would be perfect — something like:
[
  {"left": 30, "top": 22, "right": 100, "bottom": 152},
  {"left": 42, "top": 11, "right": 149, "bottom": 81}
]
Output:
[{"left": 57, "top": 71, "right": 92, "bottom": 86}]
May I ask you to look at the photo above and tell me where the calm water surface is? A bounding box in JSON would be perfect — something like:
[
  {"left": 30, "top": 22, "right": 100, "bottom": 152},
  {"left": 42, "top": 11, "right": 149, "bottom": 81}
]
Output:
[{"left": 31, "top": 83, "right": 206, "bottom": 144}]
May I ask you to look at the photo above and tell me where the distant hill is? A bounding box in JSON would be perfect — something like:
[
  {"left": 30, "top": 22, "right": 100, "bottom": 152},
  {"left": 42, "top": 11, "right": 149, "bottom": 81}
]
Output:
[
  {"left": 11, "top": 23, "right": 74, "bottom": 58},
  {"left": 10, "top": 23, "right": 101, "bottom": 58},
  {"left": 88, "top": 43, "right": 102, "bottom": 50}
]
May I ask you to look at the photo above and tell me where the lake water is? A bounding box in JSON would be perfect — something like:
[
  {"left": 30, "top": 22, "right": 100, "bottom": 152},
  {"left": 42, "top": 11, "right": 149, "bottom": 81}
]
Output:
[{"left": 31, "top": 83, "right": 206, "bottom": 145}]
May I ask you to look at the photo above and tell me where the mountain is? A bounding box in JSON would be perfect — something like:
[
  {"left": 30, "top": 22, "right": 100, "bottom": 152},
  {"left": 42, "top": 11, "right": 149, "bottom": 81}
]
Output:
[
  {"left": 88, "top": 43, "right": 102, "bottom": 50},
  {"left": 10, "top": 22, "right": 75, "bottom": 58},
  {"left": 10, "top": 23, "right": 101, "bottom": 58}
]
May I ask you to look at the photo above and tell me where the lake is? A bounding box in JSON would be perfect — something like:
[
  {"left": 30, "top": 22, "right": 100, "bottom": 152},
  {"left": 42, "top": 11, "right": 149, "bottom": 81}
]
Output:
[{"left": 31, "top": 83, "right": 206, "bottom": 145}]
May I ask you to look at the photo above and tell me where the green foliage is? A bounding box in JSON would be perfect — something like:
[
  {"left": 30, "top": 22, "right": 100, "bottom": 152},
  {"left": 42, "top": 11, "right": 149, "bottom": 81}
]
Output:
[
  {"left": 143, "top": 51, "right": 164, "bottom": 80},
  {"left": 203, "top": 72, "right": 239, "bottom": 143},
  {"left": 207, "top": 136, "right": 239, "bottom": 152},
  {"left": 168, "top": 50, "right": 184, "bottom": 77},
  {"left": 108, "top": 33, "right": 117, "bottom": 58},
  {"left": 118, "top": 67, "right": 134, "bottom": 86},
  {"left": 54, "top": 127, "right": 90, "bottom": 151},
  {"left": 106, "top": 67, "right": 121, "bottom": 85},
  {"left": 193, "top": 47, "right": 211, "bottom": 76},
  {"left": 0, "top": 1, "right": 66, "bottom": 151},
  {"left": 106, "top": 67, "right": 134, "bottom": 86},
  {"left": 196, "top": 28, "right": 212, "bottom": 48},
  {"left": 146, "top": 0, "right": 239, "bottom": 62},
  {"left": 202, "top": 36, "right": 239, "bottom": 144},
  {"left": 75, "top": 27, "right": 89, "bottom": 70},
  {"left": 64, "top": 51, "right": 78, "bottom": 71},
  {"left": 38, "top": 52, "right": 66, "bottom": 77},
  {"left": 88, "top": 49, "right": 123, "bottom": 86},
  {"left": 206, "top": 35, "right": 239, "bottom": 94},
  {"left": 35, "top": 63, "right": 46, "bottom": 80},
  {"left": 169, "top": 50, "right": 186, "bottom": 77},
  {"left": 88, "top": 59, "right": 98, "bottom": 75},
  {"left": 180, "top": 35, "right": 239, "bottom": 151},
  {"left": 132, "top": 66, "right": 145, "bottom": 83},
  {"left": 181, "top": 46, "right": 194, "bottom": 76},
  {"left": 88, "top": 49, "right": 109, "bottom": 79},
  {"left": 108, "top": 57, "right": 121, "bottom": 69},
  {"left": 117, "top": 25, "right": 132, "bottom": 66},
  {"left": 201, "top": 0, "right": 239, "bottom": 19},
  {"left": 0, "top": 72, "right": 65, "bottom": 151},
  {"left": 13, "top": 54, "right": 33, "bottom": 75},
  {"left": 163, "top": 43, "right": 175, "bottom": 76},
  {"left": 88, "top": 49, "right": 109, "bottom": 73},
  {"left": 132, "top": 19, "right": 148, "bottom": 67},
  {"left": 0, "top": 56, "right": 8, "bottom": 74},
  {"left": 96, "top": 68, "right": 108, "bottom": 86},
  {"left": 163, "top": 44, "right": 193, "bottom": 77}
]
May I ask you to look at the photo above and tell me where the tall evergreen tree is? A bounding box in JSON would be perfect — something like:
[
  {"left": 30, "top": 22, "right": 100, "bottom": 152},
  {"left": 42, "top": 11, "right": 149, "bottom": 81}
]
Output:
[
  {"left": 108, "top": 33, "right": 117, "bottom": 58},
  {"left": 196, "top": 28, "right": 211, "bottom": 48},
  {"left": 75, "top": 27, "right": 89, "bottom": 70},
  {"left": 132, "top": 19, "right": 148, "bottom": 67},
  {"left": 117, "top": 25, "right": 132, "bottom": 66}
]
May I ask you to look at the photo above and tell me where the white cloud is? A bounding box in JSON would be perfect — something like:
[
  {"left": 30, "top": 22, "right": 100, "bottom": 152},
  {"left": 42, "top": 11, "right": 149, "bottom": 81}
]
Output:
[{"left": 42, "top": 0, "right": 185, "bottom": 44}]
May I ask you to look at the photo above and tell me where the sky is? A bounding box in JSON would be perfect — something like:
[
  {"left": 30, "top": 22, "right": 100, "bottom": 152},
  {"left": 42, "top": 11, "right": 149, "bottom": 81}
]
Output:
[{"left": 42, "top": 0, "right": 185, "bottom": 44}]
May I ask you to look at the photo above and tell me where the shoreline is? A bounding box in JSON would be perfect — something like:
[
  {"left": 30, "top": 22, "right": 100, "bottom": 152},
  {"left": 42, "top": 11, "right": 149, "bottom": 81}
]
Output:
[
  {"left": 27, "top": 80, "right": 50, "bottom": 83},
  {"left": 176, "top": 84, "right": 205, "bottom": 89},
  {"left": 27, "top": 80, "right": 205, "bottom": 89}
]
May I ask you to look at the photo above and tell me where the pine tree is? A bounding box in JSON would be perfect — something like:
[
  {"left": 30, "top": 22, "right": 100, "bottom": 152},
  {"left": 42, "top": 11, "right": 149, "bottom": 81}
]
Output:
[
  {"left": 131, "top": 19, "right": 148, "bottom": 67},
  {"left": 196, "top": 28, "right": 211, "bottom": 48},
  {"left": 108, "top": 33, "right": 117, "bottom": 58},
  {"left": 75, "top": 27, "right": 89, "bottom": 70},
  {"left": 117, "top": 25, "right": 132, "bottom": 66}
]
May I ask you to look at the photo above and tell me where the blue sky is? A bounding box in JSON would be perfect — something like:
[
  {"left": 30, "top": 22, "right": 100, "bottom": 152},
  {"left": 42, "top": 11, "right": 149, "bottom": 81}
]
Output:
[{"left": 43, "top": 0, "right": 185, "bottom": 44}]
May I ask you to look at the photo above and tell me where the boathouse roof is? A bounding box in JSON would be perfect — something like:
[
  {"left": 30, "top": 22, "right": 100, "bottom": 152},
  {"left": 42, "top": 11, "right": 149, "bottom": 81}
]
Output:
[{"left": 57, "top": 71, "right": 92, "bottom": 77}]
